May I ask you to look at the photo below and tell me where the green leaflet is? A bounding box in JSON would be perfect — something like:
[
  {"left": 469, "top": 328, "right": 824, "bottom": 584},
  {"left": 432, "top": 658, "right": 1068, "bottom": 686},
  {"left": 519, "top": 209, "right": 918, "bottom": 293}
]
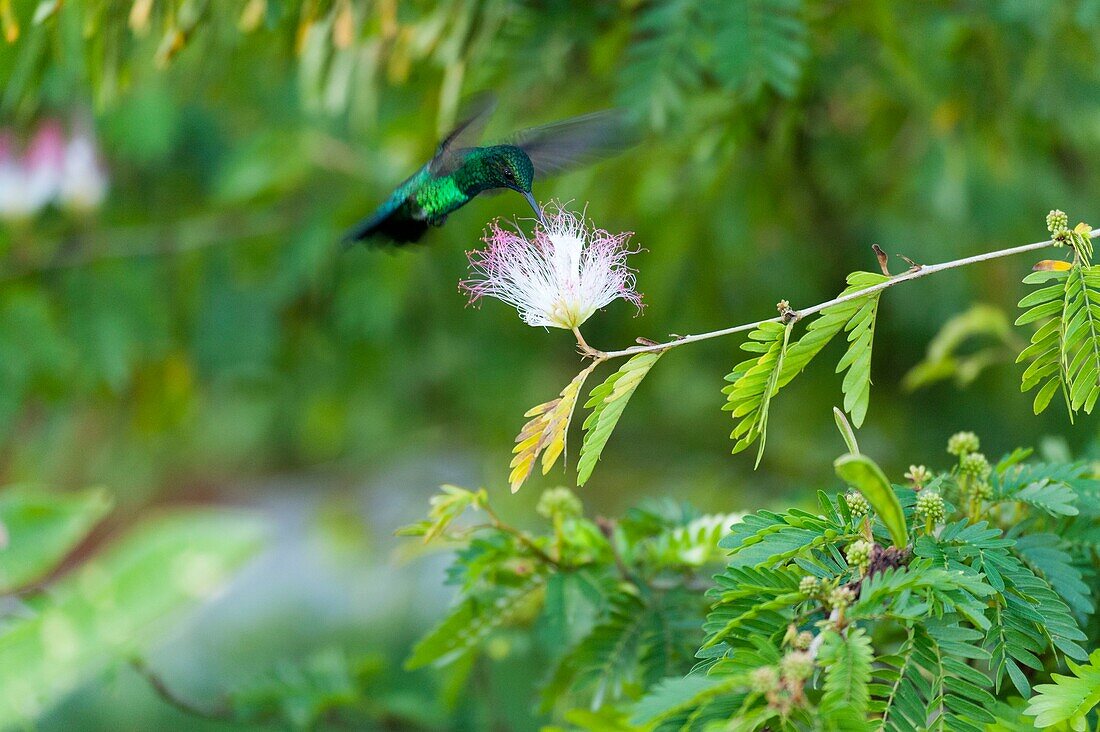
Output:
[
  {"left": 837, "top": 288, "right": 884, "bottom": 427},
  {"left": 618, "top": 0, "right": 809, "bottom": 126},
  {"left": 834, "top": 453, "right": 908, "bottom": 548},
  {"left": 630, "top": 675, "right": 740, "bottom": 727},
  {"left": 1016, "top": 269, "right": 1069, "bottom": 414},
  {"left": 1060, "top": 264, "right": 1100, "bottom": 414},
  {"left": 820, "top": 627, "right": 874, "bottom": 723},
  {"left": 577, "top": 351, "right": 663, "bottom": 486},
  {"left": 1024, "top": 649, "right": 1100, "bottom": 730},
  {"left": 723, "top": 272, "right": 888, "bottom": 463},
  {"left": 405, "top": 571, "right": 547, "bottom": 670},
  {"left": 1014, "top": 265, "right": 1100, "bottom": 416},
  {"left": 711, "top": 0, "right": 809, "bottom": 99},
  {"left": 833, "top": 407, "right": 861, "bottom": 455}
]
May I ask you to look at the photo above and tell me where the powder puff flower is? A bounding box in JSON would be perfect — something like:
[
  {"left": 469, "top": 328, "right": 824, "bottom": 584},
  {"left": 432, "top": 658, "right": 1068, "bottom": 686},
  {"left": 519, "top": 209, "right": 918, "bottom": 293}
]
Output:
[
  {"left": 460, "top": 203, "right": 643, "bottom": 330},
  {"left": 0, "top": 125, "right": 63, "bottom": 221}
]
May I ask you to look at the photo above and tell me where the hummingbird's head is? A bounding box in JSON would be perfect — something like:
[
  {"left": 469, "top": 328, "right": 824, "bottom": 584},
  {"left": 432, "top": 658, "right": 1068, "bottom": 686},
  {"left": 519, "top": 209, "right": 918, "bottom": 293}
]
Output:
[{"left": 482, "top": 145, "right": 535, "bottom": 194}]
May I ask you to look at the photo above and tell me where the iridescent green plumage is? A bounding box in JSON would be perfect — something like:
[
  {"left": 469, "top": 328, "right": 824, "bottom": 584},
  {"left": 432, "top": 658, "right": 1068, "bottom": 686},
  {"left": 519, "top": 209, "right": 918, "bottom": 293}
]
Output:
[{"left": 343, "top": 95, "right": 635, "bottom": 246}]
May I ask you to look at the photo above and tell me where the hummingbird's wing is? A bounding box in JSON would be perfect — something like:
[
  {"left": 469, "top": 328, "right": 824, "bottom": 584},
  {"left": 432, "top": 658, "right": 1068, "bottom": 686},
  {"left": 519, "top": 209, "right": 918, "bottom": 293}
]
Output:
[
  {"left": 510, "top": 109, "right": 639, "bottom": 178},
  {"left": 429, "top": 91, "right": 498, "bottom": 176}
]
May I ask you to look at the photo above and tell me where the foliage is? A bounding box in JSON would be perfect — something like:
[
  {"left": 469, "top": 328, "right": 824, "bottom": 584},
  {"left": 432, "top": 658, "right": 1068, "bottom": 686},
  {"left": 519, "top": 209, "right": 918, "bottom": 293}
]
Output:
[
  {"left": 1025, "top": 649, "right": 1100, "bottom": 730},
  {"left": 0, "top": 492, "right": 265, "bottom": 726},
  {"left": 903, "top": 304, "right": 1020, "bottom": 391},
  {"left": 406, "top": 430, "right": 1100, "bottom": 730},
  {"left": 578, "top": 352, "right": 664, "bottom": 487},
  {"left": 3, "top": 1, "right": 1100, "bottom": 729},
  {"left": 400, "top": 488, "right": 726, "bottom": 715},
  {"left": 0, "top": 486, "right": 111, "bottom": 591}
]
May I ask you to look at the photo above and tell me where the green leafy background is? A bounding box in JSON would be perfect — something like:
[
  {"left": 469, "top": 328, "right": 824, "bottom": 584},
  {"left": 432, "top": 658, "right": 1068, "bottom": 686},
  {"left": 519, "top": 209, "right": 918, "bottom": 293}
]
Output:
[{"left": 3, "top": 0, "right": 1100, "bottom": 728}]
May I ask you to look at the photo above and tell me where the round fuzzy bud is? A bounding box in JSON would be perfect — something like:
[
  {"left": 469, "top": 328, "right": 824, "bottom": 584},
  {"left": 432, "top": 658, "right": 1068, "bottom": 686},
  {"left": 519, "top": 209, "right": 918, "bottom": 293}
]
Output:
[
  {"left": 799, "top": 575, "right": 821, "bottom": 597},
  {"left": 905, "top": 464, "right": 931, "bottom": 486},
  {"left": 947, "top": 431, "right": 980, "bottom": 456},
  {"left": 750, "top": 666, "right": 780, "bottom": 693},
  {"left": 916, "top": 490, "right": 946, "bottom": 523},
  {"left": 536, "top": 487, "right": 583, "bottom": 520},
  {"left": 973, "top": 480, "right": 993, "bottom": 500},
  {"left": 828, "top": 586, "right": 855, "bottom": 611},
  {"left": 794, "top": 631, "right": 814, "bottom": 650},
  {"left": 845, "top": 540, "right": 873, "bottom": 573},
  {"left": 844, "top": 491, "right": 870, "bottom": 518},
  {"left": 780, "top": 651, "right": 815, "bottom": 682},
  {"left": 959, "top": 452, "right": 991, "bottom": 479},
  {"left": 1047, "top": 209, "right": 1069, "bottom": 235}
]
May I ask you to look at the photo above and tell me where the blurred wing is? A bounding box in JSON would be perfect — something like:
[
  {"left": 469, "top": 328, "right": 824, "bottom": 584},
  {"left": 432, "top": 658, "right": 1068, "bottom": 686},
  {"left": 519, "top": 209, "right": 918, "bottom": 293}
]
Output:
[
  {"left": 429, "top": 91, "right": 498, "bottom": 175},
  {"left": 510, "top": 109, "right": 639, "bottom": 178}
]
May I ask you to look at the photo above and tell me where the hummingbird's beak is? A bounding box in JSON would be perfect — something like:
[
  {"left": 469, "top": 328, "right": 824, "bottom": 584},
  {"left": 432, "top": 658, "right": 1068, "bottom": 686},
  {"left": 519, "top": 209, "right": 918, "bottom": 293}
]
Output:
[{"left": 523, "top": 191, "right": 545, "bottom": 225}]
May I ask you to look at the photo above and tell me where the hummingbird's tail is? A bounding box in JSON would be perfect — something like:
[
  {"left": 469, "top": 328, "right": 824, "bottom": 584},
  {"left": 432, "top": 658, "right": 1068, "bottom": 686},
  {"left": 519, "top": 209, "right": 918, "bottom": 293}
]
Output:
[{"left": 342, "top": 206, "right": 430, "bottom": 248}]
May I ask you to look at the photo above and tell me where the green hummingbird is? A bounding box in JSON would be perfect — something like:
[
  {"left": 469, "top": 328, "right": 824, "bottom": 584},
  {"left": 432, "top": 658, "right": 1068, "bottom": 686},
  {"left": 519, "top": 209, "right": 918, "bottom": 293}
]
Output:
[{"left": 343, "top": 94, "right": 635, "bottom": 246}]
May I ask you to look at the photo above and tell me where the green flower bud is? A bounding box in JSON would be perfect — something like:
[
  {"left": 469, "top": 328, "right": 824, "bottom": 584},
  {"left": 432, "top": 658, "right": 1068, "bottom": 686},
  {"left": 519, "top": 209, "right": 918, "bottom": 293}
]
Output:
[
  {"left": 905, "top": 464, "right": 931, "bottom": 486},
  {"left": 750, "top": 665, "right": 780, "bottom": 693},
  {"left": 844, "top": 491, "right": 870, "bottom": 518},
  {"left": 947, "top": 431, "right": 980, "bottom": 456},
  {"left": 959, "top": 452, "right": 991, "bottom": 479},
  {"left": 845, "top": 539, "right": 873, "bottom": 573},
  {"left": 1048, "top": 209, "right": 1069, "bottom": 236},
  {"left": 973, "top": 480, "right": 993, "bottom": 500},
  {"left": 828, "top": 586, "right": 855, "bottom": 611},
  {"left": 536, "top": 487, "right": 583, "bottom": 520},
  {"left": 799, "top": 575, "right": 821, "bottom": 597},
  {"left": 916, "top": 490, "right": 946, "bottom": 523},
  {"left": 780, "top": 651, "right": 815, "bottom": 682}
]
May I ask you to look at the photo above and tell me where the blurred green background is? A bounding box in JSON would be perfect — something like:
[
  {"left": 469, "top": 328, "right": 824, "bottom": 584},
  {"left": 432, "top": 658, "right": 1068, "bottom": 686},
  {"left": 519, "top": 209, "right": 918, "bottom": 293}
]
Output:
[{"left": 3, "top": 0, "right": 1100, "bottom": 728}]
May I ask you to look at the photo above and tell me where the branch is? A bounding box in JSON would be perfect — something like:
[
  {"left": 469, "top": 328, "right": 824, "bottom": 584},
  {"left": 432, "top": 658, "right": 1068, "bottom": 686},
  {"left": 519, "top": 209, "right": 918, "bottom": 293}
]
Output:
[
  {"left": 594, "top": 233, "right": 1092, "bottom": 360},
  {"left": 480, "top": 503, "right": 561, "bottom": 567},
  {"left": 130, "top": 657, "right": 233, "bottom": 721}
]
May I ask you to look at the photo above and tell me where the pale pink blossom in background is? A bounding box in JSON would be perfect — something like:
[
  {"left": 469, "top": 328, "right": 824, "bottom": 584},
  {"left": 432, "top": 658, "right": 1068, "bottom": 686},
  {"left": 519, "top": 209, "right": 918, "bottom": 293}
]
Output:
[
  {"left": 0, "top": 119, "right": 109, "bottom": 222},
  {"left": 461, "top": 203, "right": 643, "bottom": 330},
  {"left": 24, "top": 121, "right": 65, "bottom": 211},
  {"left": 0, "top": 131, "right": 47, "bottom": 221}
]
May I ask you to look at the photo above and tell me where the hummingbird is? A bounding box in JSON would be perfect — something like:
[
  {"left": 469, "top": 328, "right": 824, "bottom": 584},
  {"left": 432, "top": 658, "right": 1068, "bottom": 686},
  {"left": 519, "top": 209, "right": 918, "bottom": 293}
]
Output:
[{"left": 342, "top": 93, "right": 636, "bottom": 246}]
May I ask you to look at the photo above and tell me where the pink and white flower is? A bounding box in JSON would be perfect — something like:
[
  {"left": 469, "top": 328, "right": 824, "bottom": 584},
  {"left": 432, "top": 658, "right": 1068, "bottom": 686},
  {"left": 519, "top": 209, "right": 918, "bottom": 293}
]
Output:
[
  {"left": 0, "top": 119, "right": 109, "bottom": 222},
  {"left": 461, "top": 203, "right": 643, "bottom": 329}
]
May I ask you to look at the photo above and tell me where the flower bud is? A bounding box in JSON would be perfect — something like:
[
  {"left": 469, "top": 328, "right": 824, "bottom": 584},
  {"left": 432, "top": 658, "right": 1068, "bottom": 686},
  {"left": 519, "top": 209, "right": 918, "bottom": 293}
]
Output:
[
  {"left": 799, "top": 575, "right": 821, "bottom": 597},
  {"left": 947, "top": 431, "right": 980, "bottom": 456},
  {"left": 973, "top": 480, "right": 992, "bottom": 500},
  {"left": 1047, "top": 209, "right": 1069, "bottom": 236},
  {"left": 780, "top": 651, "right": 815, "bottom": 682},
  {"left": 750, "top": 666, "right": 780, "bottom": 693},
  {"left": 536, "top": 487, "right": 583, "bottom": 520},
  {"left": 828, "top": 586, "right": 855, "bottom": 611},
  {"left": 844, "top": 491, "right": 870, "bottom": 518},
  {"left": 845, "top": 540, "right": 873, "bottom": 573},
  {"left": 794, "top": 631, "right": 813, "bottom": 650},
  {"left": 959, "top": 452, "right": 991, "bottom": 479},
  {"left": 916, "top": 490, "right": 946, "bottom": 523}
]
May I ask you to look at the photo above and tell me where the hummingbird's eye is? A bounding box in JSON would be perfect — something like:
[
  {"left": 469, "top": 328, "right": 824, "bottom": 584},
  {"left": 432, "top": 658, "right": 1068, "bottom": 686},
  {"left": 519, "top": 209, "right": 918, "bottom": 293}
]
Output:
[{"left": 502, "top": 167, "right": 516, "bottom": 181}]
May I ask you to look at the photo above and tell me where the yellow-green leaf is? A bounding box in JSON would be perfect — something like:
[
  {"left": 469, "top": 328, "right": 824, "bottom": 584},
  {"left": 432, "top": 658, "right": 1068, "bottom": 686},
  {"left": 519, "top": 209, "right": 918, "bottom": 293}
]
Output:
[{"left": 510, "top": 364, "right": 597, "bottom": 493}]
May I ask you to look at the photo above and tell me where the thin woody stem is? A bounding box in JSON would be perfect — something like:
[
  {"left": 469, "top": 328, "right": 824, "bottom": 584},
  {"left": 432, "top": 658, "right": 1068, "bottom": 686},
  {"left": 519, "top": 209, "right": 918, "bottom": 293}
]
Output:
[
  {"left": 594, "top": 233, "right": 1093, "bottom": 360},
  {"left": 130, "top": 658, "right": 233, "bottom": 721},
  {"left": 572, "top": 326, "right": 604, "bottom": 358},
  {"left": 481, "top": 503, "right": 560, "bottom": 567}
]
